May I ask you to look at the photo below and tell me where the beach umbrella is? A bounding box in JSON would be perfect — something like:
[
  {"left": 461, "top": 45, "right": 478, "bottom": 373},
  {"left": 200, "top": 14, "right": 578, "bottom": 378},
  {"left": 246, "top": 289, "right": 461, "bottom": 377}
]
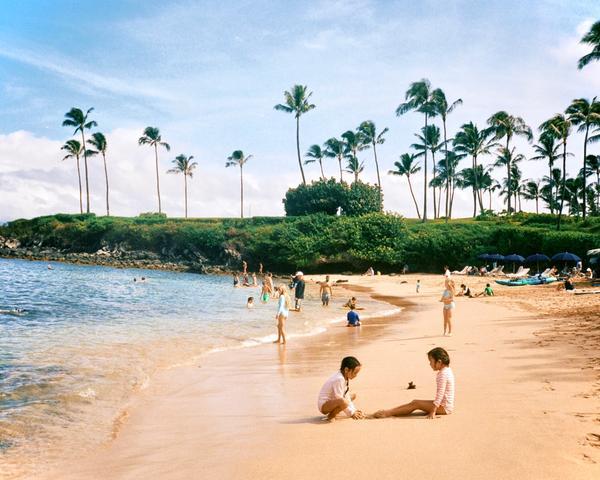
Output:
[
  {"left": 487, "top": 253, "right": 504, "bottom": 263},
  {"left": 551, "top": 252, "right": 581, "bottom": 262},
  {"left": 503, "top": 254, "right": 525, "bottom": 273},
  {"left": 477, "top": 253, "right": 490, "bottom": 260},
  {"left": 525, "top": 253, "right": 550, "bottom": 274}
]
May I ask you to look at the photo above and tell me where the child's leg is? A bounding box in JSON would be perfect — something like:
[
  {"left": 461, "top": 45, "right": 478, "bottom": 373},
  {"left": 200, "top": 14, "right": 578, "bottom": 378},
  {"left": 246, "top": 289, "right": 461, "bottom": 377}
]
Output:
[
  {"left": 373, "top": 400, "right": 446, "bottom": 418},
  {"left": 446, "top": 309, "right": 452, "bottom": 334},
  {"left": 320, "top": 398, "right": 349, "bottom": 420}
]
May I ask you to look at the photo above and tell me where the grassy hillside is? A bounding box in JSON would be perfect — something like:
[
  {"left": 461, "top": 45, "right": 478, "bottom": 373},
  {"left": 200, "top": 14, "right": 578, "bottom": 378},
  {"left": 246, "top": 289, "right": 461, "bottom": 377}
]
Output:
[{"left": 1, "top": 213, "right": 599, "bottom": 273}]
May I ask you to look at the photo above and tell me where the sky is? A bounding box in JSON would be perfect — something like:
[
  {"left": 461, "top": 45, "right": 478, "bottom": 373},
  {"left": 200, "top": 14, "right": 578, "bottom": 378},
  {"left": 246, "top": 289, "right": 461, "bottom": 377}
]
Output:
[{"left": 1, "top": 0, "right": 600, "bottom": 221}]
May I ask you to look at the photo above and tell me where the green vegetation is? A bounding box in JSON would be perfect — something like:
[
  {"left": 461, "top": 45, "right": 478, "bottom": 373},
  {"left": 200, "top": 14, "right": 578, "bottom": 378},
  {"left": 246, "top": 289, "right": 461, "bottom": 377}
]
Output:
[{"left": 2, "top": 213, "right": 598, "bottom": 274}]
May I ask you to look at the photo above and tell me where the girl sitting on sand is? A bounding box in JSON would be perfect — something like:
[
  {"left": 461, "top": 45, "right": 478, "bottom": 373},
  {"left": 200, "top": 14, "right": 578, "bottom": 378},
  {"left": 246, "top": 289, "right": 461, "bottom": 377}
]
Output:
[
  {"left": 274, "top": 285, "right": 291, "bottom": 344},
  {"left": 373, "top": 347, "right": 454, "bottom": 419},
  {"left": 317, "top": 356, "right": 365, "bottom": 421}
]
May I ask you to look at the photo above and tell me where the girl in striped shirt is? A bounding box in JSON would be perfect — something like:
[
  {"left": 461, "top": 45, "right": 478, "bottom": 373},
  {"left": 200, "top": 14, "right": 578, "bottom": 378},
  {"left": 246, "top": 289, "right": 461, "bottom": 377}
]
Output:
[{"left": 373, "top": 347, "right": 454, "bottom": 419}]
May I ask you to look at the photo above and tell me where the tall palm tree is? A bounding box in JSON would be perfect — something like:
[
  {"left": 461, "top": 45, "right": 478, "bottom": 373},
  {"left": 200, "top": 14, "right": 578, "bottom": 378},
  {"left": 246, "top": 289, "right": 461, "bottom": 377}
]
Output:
[
  {"left": 585, "top": 154, "right": 600, "bottom": 211},
  {"left": 539, "top": 114, "right": 572, "bottom": 229},
  {"left": 87, "top": 132, "right": 110, "bottom": 216},
  {"left": 226, "top": 150, "right": 253, "bottom": 218},
  {"left": 578, "top": 20, "right": 600, "bottom": 69},
  {"left": 61, "top": 139, "right": 84, "bottom": 214},
  {"left": 493, "top": 147, "right": 525, "bottom": 213},
  {"left": 432, "top": 88, "right": 462, "bottom": 219},
  {"left": 304, "top": 145, "right": 326, "bottom": 180},
  {"left": 453, "top": 122, "right": 496, "bottom": 216},
  {"left": 323, "top": 137, "right": 345, "bottom": 182},
  {"left": 541, "top": 168, "right": 563, "bottom": 214},
  {"left": 388, "top": 153, "right": 421, "bottom": 219},
  {"left": 435, "top": 151, "right": 463, "bottom": 217},
  {"left": 274, "top": 84, "right": 316, "bottom": 185},
  {"left": 396, "top": 79, "right": 437, "bottom": 222},
  {"left": 488, "top": 179, "right": 502, "bottom": 211},
  {"left": 138, "top": 127, "right": 170, "bottom": 214},
  {"left": 345, "top": 156, "right": 364, "bottom": 183},
  {"left": 487, "top": 111, "right": 533, "bottom": 214},
  {"left": 62, "top": 107, "right": 97, "bottom": 213},
  {"left": 522, "top": 180, "right": 542, "bottom": 214},
  {"left": 167, "top": 154, "right": 197, "bottom": 218},
  {"left": 565, "top": 97, "right": 600, "bottom": 218},
  {"left": 411, "top": 125, "right": 442, "bottom": 218},
  {"left": 358, "top": 120, "right": 388, "bottom": 208},
  {"left": 530, "top": 132, "right": 561, "bottom": 213},
  {"left": 457, "top": 166, "right": 484, "bottom": 217}
]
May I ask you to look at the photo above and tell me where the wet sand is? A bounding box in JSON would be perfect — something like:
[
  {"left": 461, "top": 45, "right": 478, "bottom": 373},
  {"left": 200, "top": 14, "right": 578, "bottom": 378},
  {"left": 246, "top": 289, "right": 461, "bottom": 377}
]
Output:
[{"left": 42, "top": 274, "right": 599, "bottom": 479}]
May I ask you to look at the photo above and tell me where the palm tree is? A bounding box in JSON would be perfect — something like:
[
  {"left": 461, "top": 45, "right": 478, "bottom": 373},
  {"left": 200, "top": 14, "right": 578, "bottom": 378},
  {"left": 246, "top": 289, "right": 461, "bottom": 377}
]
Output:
[
  {"left": 541, "top": 168, "right": 562, "bottom": 213},
  {"left": 138, "top": 127, "right": 171, "bottom": 214},
  {"left": 563, "top": 176, "right": 583, "bottom": 216},
  {"left": 432, "top": 88, "right": 462, "bottom": 219},
  {"left": 87, "top": 132, "right": 110, "bottom": 216},
  {"left": 565, "top": 97, "right": 600, "bottom": 218},
  {"left": 388, "top": 153, "right": 421, "bottom": 219},
  {"left": 396, "top": 79, "right": 438, "bottom": 221},
  {"left": 62, "top": 107, "right": 97, "bottom": 213},
  {"left": 274, "top": 85, "right": 316, "bottom": 185},
  {"left": 167, "top": 154, "right": 197, "bottom": 218},
  {"left": 493, "top": 147, "right": 525, "bottom": 213},
  {"left": 539, "top": 114, "right": 572, "bottom": 229},
  {"left": 453, "top": 122, "right": 496, "bottom": 216},
  {"left": 457, "top": 166, "right": 484, "bottom": 216},
  {"left": 411, "top": 125, "right": 442, "bottom": 218},
  {"left": 488, "top": 179, "right": 502, "bottom": 211},
  {"left": 435, "top": 151, "right": 463, "bottom": 216},
  {"left": 345, "top": 156, "right": 364, "bottom": 183},
  {"left": 358, "top": 120, "right": 388, "bottom": 208},
  {"left": 487, "top": 111, "right": 533, "bottom": 214},
  {"left": 61, "top": 139, "right": 84, "bottom": 214},
  {"left": 530, "top": 132, "right": 561, "bottom": 213},
  {"left": 304, "top": 145, "right": 326, "bottom": 180},
  {"left": 226, "top": 150, "right": 253, "bottom": 218},
  {"left": 585, "top": 154, "right": 600, "bottom": 211},
  {"left": 578, "top": 20, "right": 600, "bottom": 69},
  {"left": 323, "top": 137, "right": 345, "bottom": 182},
  {"left": 522, "top": 180, "right": 542, "bottom": 214}
]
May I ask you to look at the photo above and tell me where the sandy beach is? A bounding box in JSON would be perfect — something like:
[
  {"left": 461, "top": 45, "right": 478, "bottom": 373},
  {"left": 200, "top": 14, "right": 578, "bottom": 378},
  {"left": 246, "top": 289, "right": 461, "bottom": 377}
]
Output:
[{"left": 39, "top": 273, "right": 599, "bottom": 480}]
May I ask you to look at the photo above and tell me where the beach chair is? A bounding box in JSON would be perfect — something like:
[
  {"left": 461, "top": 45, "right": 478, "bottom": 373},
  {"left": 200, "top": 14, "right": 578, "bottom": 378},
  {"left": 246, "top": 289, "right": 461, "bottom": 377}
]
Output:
[
  {"left": 539, "top": 268, "right": 552, "bottom": 277},
  {"left": 452, "top": 266, "right": 470, "bottom": 275},
  {"left": 507, "top": 267, "right": 530, "bottom": 279},
  {"left": 485, "top": 266, "right": 500, "bottom": 276},
  {"left": 507, "top": 265, "right": 524, "bottom": 277}
]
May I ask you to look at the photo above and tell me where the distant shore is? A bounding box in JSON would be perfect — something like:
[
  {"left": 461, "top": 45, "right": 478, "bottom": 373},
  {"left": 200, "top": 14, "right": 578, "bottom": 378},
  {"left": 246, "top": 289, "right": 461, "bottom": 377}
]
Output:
[{"left": 39, "top": 273, "right": 599, "bottom": 480}]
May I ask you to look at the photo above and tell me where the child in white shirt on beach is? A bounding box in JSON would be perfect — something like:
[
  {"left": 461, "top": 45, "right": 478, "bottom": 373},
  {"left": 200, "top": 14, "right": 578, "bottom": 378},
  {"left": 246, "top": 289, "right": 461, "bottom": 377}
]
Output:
[
  {"left": 317, "top": 356, "right": 365, "bottom": 421},
  {"left": 373, "top": 347, "right": 454, "bottom": 419}
]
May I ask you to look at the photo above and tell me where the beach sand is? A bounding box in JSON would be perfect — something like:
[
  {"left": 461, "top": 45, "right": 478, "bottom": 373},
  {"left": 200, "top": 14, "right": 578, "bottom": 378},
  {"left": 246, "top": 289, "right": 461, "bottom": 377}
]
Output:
[{"left": 41, "top": 274, "right": 599, "bottom": 480}]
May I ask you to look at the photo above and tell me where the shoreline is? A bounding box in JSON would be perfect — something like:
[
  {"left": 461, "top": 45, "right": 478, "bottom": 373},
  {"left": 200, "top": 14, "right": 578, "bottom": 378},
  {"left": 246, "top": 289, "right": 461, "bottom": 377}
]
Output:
[{"left": 12, "top": 274, "right": 600, "bottom": 479}]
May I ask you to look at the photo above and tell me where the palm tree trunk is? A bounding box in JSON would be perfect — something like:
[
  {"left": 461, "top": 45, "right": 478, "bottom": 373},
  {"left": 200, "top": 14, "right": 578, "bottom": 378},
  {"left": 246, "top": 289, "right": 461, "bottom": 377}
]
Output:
[
  {"left": 422, "top": 114, "right": 428, "bottom": 222},
  {"left": 154, "top": 144, "right": 162, "bottom": 214},
  {"left": 240, "top": 164, "right": 244, "bottom": 218},
  {"left": 472, "top": 189, "right": 477, "bottom": 217},
  {"left": 432, "top": 151, "right": 437, "bottom": 219},
  {"left": 582, "top": 125, "right": 589, "bottom": 219},
  {"left": 80, "top": 131, "right": 90, "bottom": 213},
  {"left": 373, "top": 142, "right": 382, "bottom": 210},
  {"left": 489, "top": 189, "right": 492, "bottom": 211},
  {"left": 338, "top": 156, "right": 343, "bottom": 182},
  {"left": 319, "top": 160, "right": 325, "bottom": 180},
  {"left": 443, "top": 118, "right": 449, "bottom": 221},
  {"left": 549, "top": 162, "right": 554, "bottom": 214},
  {"left": 506, "top": 137, "right": 511, "bottom": 214},
  {"left": 407, "top": 176, "right": 421, "bottom": 219},
  {"left": 354, "top": 171, "right": 358, "bottom": 183},
  {"left": 557, "top": 140, "right": 567, "bottom": 230},
  {"left": 535, "top": 196, "right": 539, "bottom": 214},
  {"left": 597, "top": 169, "right": 600, "bottom": 211},
  {"left": 296, "top": 116, "right": 306, "bottom": 185},
  {"left": 450, "top": 184, "right": 456, "bottom": 217},
  {"left": 76, "top": 155, "right": 83, "bottom": 214},
  {"left": 102, "top": 152, "right": 109, "bottom": 216},
  {"left": 184, "top": 174, "right": 188, "bottom": 218}
]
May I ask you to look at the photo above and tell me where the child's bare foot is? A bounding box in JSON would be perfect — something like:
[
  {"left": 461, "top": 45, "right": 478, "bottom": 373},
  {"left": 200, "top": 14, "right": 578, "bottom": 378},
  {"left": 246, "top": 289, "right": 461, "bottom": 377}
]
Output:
[
  {"left": 372, "top": 410, "right": 389, "bottom": 418},
  {"left": 326, "top": 413, "right": 338, "bottom": 421}
]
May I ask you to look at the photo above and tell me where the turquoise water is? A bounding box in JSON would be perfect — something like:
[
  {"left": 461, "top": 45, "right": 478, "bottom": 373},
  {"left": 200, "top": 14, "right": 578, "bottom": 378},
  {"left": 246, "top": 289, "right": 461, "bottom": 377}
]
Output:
[{"left": 0, "top": 258, "right": 397, "bottom": 476}]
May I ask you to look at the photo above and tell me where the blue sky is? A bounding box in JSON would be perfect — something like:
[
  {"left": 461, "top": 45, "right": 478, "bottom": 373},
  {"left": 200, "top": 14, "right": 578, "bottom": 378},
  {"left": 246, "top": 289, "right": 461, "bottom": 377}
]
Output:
[{"left": 1, "top": 0, "right": 600, "bottom": 220}]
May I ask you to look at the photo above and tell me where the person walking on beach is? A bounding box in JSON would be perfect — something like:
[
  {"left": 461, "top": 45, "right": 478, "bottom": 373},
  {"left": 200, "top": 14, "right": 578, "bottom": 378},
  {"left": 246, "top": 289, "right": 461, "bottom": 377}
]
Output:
[
  {"left": 233, "top": 273, "right": 240, "bottom": 287},
  {"left": 373, "top": 347, "right": 454, "bottom": 419},
  {"left": 319, "top": 275, "right": 333, "bottom": 306},
  {"left": 292, "top": 271, "right": 305, "bottom": 311},
  {"left": 260, "top": 280, "right": 271, "bottom": 303},
  {"left": 252, "top": 272, "right": 258, "bottom": 286},
  {"left": 274, "top": 285, "right": 291, "bottom": 344},
  {"left": 318, "top": 356, "right": 365, "bottom": 421},
  {"left": 440, "top": 278, "right": 455, "bottom": 336},
  {"left": 242, "top": 260, "right": 248, "bottom": 275},
  {"left": 416, "top": 279, "right": 421, "bottom": 293},
  {"left": 259, "top": 262, "right": 263, "bottom": 274},
  {"left": 265, "top": 272, "right": 274, "bottom": 294}
]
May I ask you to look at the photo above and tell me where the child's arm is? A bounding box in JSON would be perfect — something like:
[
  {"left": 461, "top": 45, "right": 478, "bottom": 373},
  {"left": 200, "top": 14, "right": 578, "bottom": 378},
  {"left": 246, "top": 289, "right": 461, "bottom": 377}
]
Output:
[
  {"left": 429, "top": 373, "right": 447, "bottom": 419},
  {"left": 332, "top": 378, "right": 362, "bottom": 418}
]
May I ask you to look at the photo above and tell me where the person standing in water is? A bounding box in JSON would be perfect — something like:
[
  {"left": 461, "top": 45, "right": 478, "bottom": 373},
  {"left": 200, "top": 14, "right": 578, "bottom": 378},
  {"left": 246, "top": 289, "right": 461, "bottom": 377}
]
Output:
[
  {"left": 274, "top": 285, "right": 291, "bottom": 344},
  {"left": 293, "top": 271, "right": 305, "bottom": 311},
  {"left": 242, "top": 260, "right": 248, "bottom": 275},
  {"left": 319, "top": 275, "right": 333, "bottom": 307}
]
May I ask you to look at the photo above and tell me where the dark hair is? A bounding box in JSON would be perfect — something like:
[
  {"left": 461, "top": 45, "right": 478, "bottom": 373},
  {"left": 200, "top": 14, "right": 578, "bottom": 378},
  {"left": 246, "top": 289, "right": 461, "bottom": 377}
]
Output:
[
  {"left": 460, "top": 284, "right": 466, "bottom": 288},
  {"left": 340, "top": 356, "right": 361, "bottom": 372},
  {"left": 427, "top": 347, "right": 450, "bottom": 366},
  {"left": 247, "top": 297, "right": 254, "bottom": 301},
  {"left": 486, "top": 283, "right": 490, "bottom": 287}
]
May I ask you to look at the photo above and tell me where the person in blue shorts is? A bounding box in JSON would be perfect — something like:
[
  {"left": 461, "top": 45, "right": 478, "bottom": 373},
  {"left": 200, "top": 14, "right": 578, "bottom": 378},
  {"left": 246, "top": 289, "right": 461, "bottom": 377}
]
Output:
[{"left": 346, "top": 305, "right": 361, "bottom": 327}]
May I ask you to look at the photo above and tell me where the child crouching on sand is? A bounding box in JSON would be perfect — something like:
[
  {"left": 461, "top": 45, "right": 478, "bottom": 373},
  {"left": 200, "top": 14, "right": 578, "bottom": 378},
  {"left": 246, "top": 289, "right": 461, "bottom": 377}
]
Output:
[
  {"left": 373, "top": 347, "right": 454, "bottom": 419},
  {"left": 318, "top": 356, "right": 365, "bottom": 421}
]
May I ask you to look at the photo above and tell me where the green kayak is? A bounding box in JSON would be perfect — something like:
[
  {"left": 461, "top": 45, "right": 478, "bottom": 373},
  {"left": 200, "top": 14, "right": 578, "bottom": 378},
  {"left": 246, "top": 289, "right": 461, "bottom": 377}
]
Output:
[{"left": 495, "top": 276, "right": 557, "bottom": 287}]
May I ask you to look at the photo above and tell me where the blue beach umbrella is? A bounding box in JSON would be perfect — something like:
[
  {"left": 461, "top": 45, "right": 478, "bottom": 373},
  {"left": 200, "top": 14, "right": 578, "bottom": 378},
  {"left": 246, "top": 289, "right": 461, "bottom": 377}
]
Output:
[
  {"left": 551, "top": 252, "right": 581, "bottom": 263},
  {"left": 477, "top": 253, "right": 490, "bottom": 260},
  {"left": 525, "top": 253, "right": 550, "bottom": 274},
  {"left": 487, "top": 253, "right": 504, "bottom": 263},
  {"left": 503, "top": 254, "right": 525, "bottom": 273}
]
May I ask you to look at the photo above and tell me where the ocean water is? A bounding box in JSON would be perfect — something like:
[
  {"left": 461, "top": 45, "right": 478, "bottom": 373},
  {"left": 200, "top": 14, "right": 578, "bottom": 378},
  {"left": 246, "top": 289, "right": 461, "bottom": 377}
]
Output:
[{"left": 0, "top": 258, "right": 398, "bottom": 477}]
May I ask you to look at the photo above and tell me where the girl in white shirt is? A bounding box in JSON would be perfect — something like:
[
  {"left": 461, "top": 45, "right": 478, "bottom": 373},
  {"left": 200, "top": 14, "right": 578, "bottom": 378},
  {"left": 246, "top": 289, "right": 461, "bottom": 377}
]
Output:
[
  {"left": 318, "top": 356, "right": 365, "bottom": 421},
  {"left": 373, "top": 347, "right": 454, "bottom": 419}
]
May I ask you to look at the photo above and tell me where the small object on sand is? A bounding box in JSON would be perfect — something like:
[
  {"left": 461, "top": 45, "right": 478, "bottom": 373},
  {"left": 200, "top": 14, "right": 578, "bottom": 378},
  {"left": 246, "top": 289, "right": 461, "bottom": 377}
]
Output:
[
  {"left": 335, "top": 279, "right": 349, "bottom": 283},
  {"left": 407, "top": 381, "right": 416, "bottom": 390}
]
